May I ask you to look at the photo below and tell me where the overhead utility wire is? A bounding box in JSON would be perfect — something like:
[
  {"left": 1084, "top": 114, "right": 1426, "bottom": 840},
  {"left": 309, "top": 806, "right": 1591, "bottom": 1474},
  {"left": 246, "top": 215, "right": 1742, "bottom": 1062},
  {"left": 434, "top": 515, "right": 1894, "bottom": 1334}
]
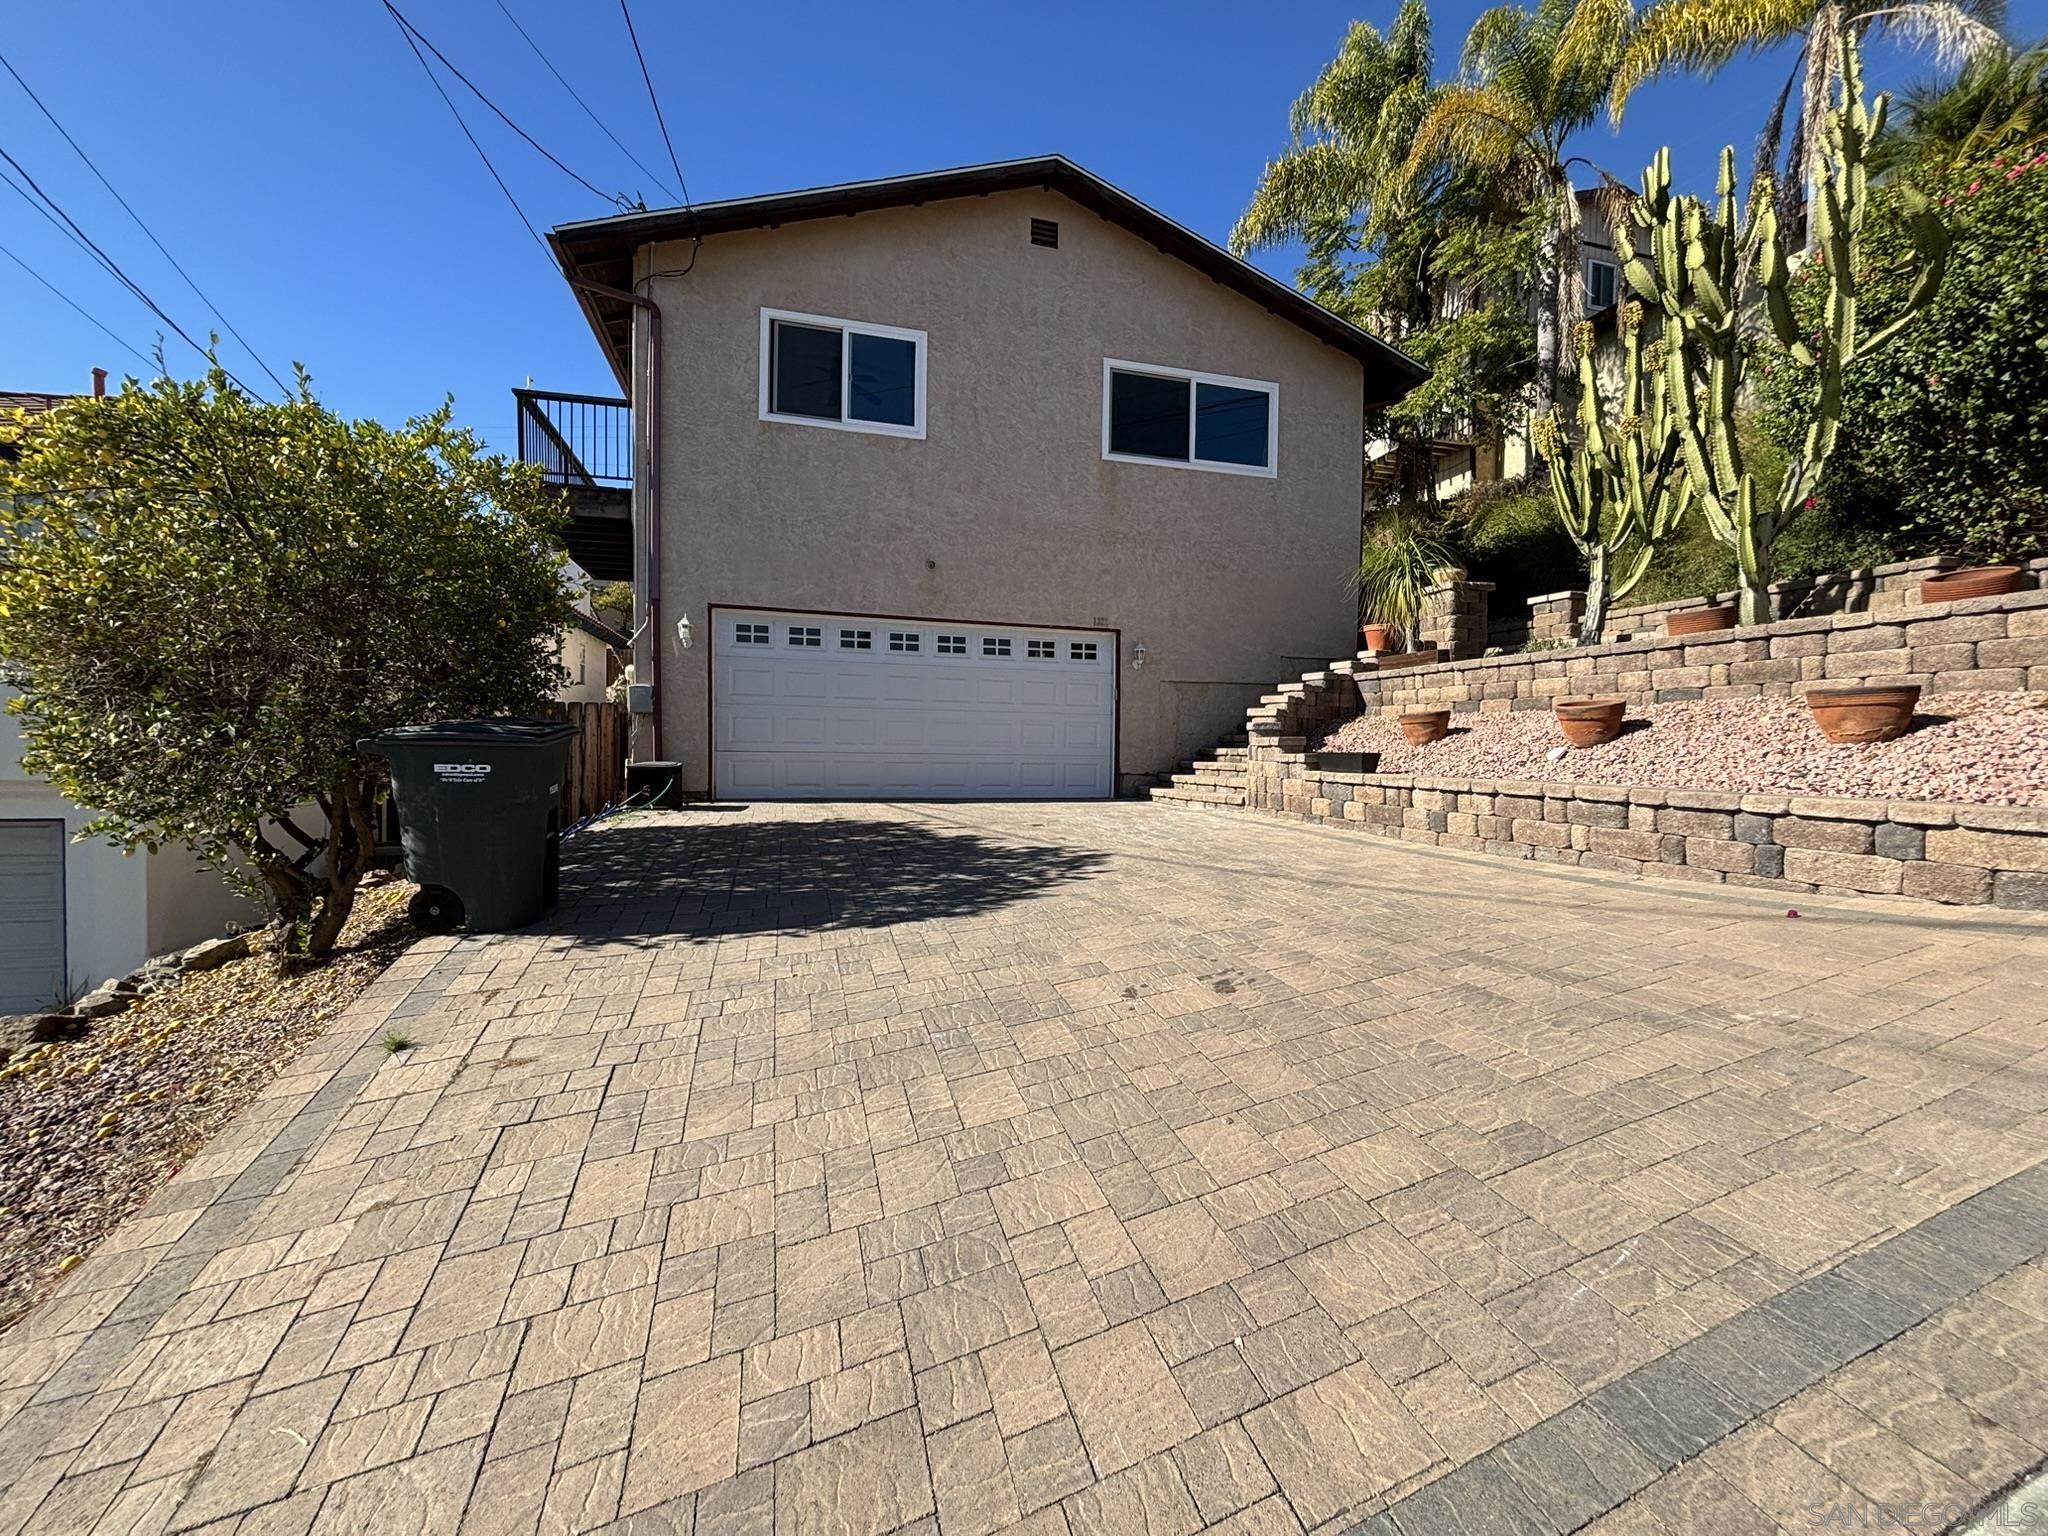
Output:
[
  {"left": 0, "top": 46, "right": 291, "bottom": 395},
  {"left": 491, "top": 0, "right": 681, "bottom": 206},
  {"left": 0, "top": 236, "right": 154, "bottom": 368},
  {"left": 381, "top": 0, "right": 632, "bottom": 209},
  {"left": 618, "top": 0, "right": 693, "bottom": 209},
  {"left": 383, "top": 6, "right": 553, "bottom": 263},
  {"left": 0, "top": 143, "right": 264, "bottom": 398}
]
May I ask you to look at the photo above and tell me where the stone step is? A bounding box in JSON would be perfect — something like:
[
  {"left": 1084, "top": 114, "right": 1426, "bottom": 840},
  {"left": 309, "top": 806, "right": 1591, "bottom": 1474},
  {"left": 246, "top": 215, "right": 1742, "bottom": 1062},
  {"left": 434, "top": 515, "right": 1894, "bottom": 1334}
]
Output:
[
  {"left": 1146, "top": 785, "right": 1247, "bottom": 808},
  {"left": 1171, "top": 770, "right": 1244, "bottom": 789}
]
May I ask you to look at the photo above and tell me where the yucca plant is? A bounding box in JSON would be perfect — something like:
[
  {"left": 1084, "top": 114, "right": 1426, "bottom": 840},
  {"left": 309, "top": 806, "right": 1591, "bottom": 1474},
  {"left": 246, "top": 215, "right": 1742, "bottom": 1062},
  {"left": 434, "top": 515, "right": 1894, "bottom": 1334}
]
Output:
[{"left": 1355, "top": 512, "right": 1460, "bottom": 652}]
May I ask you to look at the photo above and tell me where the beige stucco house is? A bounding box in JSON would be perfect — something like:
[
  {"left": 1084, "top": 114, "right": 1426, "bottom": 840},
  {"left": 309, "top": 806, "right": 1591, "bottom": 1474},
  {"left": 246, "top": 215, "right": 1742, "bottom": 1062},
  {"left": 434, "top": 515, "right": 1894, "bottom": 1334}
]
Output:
[{"left": 541, "top": 156, "right": 1422, "bottom": 799}]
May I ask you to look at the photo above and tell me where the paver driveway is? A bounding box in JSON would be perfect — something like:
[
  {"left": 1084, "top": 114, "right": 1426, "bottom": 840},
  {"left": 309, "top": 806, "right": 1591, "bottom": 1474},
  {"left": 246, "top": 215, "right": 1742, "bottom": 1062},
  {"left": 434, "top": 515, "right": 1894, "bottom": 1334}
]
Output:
[{"left": 3, "top": 802, "right": 2047, "bottom": 1536}]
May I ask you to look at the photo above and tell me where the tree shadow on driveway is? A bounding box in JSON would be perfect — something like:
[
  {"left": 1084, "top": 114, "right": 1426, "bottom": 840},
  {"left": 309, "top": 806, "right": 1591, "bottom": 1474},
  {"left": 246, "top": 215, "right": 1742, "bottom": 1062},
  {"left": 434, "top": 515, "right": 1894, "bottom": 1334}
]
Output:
[{"left": 551, "top": 814, "right": 1112, "bottom": 944}]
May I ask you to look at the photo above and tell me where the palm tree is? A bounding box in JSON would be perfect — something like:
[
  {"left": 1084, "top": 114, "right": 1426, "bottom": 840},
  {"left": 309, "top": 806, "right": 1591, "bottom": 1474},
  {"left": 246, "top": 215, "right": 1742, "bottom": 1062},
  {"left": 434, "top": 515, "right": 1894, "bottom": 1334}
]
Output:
[
  {"left": 1402, "top": 0, "right": 1632, "bottom": 418},
  {"left": 1232, "top": 1, "right": 1439, "bottom": 320},
  {"left": 1609, "top": 0, "right": 2007, "bottom": 236},
  {"left": 1870, "top": 33, "right": 2047, "bottom": 175}
]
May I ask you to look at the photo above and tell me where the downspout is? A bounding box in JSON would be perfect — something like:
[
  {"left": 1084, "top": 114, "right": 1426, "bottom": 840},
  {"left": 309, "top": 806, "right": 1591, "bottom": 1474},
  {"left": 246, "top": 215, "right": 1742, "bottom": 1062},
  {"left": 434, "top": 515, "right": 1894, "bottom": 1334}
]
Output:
[{"left": 566, "top": 274, "right": 664, "bottom": 761}]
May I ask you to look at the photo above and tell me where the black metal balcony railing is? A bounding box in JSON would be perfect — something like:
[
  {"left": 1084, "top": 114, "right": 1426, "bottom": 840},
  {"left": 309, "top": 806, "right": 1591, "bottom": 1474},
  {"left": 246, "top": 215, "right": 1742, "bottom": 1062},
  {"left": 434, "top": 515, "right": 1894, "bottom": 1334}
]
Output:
[{"left": 515, "top": 388, "right": 631, "bottom": 487}]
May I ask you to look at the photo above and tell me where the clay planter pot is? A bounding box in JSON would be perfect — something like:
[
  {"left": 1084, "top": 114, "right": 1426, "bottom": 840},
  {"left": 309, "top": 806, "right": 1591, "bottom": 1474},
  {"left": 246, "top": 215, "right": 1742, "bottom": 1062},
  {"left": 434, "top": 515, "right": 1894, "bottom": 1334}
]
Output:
[
  {"left": 1804, "top": 684, "right": 1921, "bottom": 745},
  {"left": 1399, "top": 709, "right": 1451, "bottom": 746},
  {"left": 1360, "top": 623, "right": 1395, "bottom": 653},
  {"left": 1553, "top": 695, "right": 1628, "bottom": 749},
  {"left": 1921, "top": 565, "right": 2024, "bottom": 603},
  {"left": 1666, "top": 605, "right": 1737, "bottom": 637}
]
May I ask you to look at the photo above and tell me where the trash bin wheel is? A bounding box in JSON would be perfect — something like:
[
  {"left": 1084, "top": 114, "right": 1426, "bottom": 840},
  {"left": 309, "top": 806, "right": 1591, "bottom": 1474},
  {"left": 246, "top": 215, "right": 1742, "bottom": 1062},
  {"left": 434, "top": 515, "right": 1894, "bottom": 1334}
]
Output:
[{"left": 408, "top": 885, "right": 465, "bottom": 934}]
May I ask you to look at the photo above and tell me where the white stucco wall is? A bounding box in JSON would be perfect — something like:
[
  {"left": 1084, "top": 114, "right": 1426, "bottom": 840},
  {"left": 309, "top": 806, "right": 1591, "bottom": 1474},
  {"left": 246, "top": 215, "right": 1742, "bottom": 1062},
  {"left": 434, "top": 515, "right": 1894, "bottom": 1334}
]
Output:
[{"left": 2, "top": 685, "right": 255, "bottom": 1003}]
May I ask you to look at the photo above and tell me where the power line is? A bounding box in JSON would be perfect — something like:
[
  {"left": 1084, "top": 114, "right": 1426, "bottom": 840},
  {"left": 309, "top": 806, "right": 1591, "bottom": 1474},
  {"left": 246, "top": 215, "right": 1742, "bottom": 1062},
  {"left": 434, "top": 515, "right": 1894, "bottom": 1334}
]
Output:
[
  {"left": 618, "top": 0, "right": 692, "bottom": 209},
  {"left": 383, "top": 5, "right": 552, "bottom": 261},
  {"left": 0, "top": 143, "right": 263, "bottom": 397},
  {"left": 0, "top": 236, "right": 154, "bottom": 369},
  {"left": 0, "top": 46, "right": 291, "bottom": 395},
  {"left": 381, "top": 0, "right": 630, "bottom": 209},
  {"left": 491, "top": 0, "right": 680, "bottom": 206}
]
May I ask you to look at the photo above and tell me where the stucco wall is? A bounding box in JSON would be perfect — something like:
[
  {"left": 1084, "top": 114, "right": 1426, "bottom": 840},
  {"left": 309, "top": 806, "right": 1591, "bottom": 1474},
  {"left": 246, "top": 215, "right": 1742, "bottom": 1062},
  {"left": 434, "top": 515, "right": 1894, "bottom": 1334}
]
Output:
[
  {"left": 632, "top": 188, "right": 1369, "bottom": 794},
  {"left": 3, "top": 685, "right": 256, "bottom": 1002}
]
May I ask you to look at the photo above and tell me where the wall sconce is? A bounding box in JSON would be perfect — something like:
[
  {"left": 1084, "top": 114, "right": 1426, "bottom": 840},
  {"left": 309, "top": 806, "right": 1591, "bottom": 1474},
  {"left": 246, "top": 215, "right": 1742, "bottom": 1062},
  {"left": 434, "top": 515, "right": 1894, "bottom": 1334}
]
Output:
[
  {"left": 675, "top": 613, "right": 694, "bottom": 650},
  {"left": 1130, "top": 640, "right": 1148, "bottom": 670}
]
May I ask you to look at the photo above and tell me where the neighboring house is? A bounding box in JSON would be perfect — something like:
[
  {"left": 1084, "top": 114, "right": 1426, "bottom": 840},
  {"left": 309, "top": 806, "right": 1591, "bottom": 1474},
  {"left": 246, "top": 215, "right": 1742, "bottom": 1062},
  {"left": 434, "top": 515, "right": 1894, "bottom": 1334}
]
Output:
[
  {"left": 1, "top": 384, "right": 258, "bottom": 1012},
  {"left": 530, "top": 155, "right": 1424, "bottom": 799},
  {"left": 557, "top": 563, "right": 628, "bottom": 704},
  {"left": 1367, "top": 188, "right": 1649, "bottom": 503}
]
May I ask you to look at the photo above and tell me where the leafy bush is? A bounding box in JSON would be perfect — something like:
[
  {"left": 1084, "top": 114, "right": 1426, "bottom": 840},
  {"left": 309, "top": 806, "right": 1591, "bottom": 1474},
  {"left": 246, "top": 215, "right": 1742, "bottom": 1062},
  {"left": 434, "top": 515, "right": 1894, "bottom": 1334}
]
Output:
[
  {"left": 0, "top": 372, "right": 570, "bottom": 957},
  {"left": 1757, "top": 141, "right": 2048, "bottom": 562}
]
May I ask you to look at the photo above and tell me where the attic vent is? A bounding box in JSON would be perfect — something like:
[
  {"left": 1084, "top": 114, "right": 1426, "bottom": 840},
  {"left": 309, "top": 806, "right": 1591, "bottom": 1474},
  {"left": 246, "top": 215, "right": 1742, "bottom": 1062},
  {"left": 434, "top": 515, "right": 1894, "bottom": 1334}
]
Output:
[{"left": 1029, "top": 217, "right": 1060, "bottom": 249}]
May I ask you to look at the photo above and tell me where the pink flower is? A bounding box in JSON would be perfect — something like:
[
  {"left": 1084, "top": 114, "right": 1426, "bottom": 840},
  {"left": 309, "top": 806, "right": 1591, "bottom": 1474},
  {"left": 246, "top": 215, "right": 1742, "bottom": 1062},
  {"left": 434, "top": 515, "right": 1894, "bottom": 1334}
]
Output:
[
  {"left": 1969, "top": 180, "right": 1982, "bottom": 194},
  {"left": 1804, "top": 496, "right": 1817, "bottom": 511}
]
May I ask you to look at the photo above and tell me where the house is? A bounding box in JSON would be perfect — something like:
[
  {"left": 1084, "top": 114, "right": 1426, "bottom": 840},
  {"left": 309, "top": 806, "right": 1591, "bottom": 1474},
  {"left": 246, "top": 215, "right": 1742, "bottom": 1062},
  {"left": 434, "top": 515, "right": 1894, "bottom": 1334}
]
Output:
[
  {"left": 530, "top": 155, "right": 1424, "bottom": 799},
  {"left": 557, "top": 562, "right": 629, "bottom": 704},
  {"left": 1, "top": 384, "right": 258, "bottom": 1013},
  {"left": 1367, "top": 187, "right": 1650, "bottom": 503}
]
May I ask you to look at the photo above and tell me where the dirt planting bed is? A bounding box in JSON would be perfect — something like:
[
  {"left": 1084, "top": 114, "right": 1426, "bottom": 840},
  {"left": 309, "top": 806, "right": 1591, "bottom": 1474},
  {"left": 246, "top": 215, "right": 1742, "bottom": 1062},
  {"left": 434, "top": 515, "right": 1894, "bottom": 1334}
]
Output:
[
  {"left": 1314, "top": 690, "right": 2048, "bottom": 807},
  {"left": 0, "top": 880, "right": 416, "bottom": 1332}
]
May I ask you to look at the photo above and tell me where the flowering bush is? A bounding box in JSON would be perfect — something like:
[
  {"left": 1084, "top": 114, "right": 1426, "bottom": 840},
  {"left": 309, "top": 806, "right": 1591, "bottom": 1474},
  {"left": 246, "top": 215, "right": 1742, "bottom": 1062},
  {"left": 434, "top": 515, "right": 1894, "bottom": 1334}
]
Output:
[{"left": 1758, "top": 143, "right": 2048, "bottom": 562}]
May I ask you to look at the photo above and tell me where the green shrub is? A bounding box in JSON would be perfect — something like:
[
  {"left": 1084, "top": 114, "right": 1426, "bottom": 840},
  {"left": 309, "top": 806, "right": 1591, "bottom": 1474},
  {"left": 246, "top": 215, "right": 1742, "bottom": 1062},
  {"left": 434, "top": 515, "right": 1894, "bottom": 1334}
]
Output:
[{"left": 1757, "top": 140, "right": 2048, "bottom": 562}]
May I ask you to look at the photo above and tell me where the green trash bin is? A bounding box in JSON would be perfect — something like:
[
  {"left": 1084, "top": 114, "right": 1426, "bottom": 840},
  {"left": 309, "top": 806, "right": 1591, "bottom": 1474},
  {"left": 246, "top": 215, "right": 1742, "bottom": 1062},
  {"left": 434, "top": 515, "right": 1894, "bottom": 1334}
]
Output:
[{"left": 359, "top": 718, "right": 577, "bottom": 934}]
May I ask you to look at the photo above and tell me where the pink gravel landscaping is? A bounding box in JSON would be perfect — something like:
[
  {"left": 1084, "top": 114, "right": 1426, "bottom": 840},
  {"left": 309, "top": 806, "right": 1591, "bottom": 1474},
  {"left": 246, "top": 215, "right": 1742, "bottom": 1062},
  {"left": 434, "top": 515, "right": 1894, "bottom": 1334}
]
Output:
[{"left": 1313, "top": 690, "right": 2048, "bottom": 806}]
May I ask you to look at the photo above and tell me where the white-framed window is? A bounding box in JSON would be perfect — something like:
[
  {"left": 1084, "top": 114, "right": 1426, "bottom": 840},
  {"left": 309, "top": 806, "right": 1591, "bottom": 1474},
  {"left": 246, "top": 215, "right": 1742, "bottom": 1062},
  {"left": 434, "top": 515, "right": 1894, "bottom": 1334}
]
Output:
[
  {"left": 983, "top": 637, "right": 1012, "bottom": 658},
  {"left": 1586, "top": 258, "right": 1619, "bottom": 311},
  {"left": 760, "top": 308, "right": 927, "bottom": 439},
  {"left": 789, "top": 625, "right": 822, "bottom": 647},
  {"left": 1027, "top": 640, "right": 1056, "bottom": 660},
  {"left": 1102, "top": 359, "right": 1277, "bottom": 478},
  {"left": 888, "top": 631, "right": 920, "bottom": 653},
  {"left": 1070, "top": 641, "right": 1099, "bottom": 662},
  {"left": 937, "top": 633, "right": 967, "bottom": 655},
  {"left": 839, "top": 628, "right": 872, "bottom": 650},
  {"left": 735, "top": 622, "right": 770, "bottom": 645}
]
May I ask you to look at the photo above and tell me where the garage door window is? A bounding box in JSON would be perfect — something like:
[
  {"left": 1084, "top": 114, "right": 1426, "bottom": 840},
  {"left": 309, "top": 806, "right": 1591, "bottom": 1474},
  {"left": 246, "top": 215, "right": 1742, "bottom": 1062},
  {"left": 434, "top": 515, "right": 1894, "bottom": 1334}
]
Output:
[
  {"left": 761, "top": 309, "right": 927, "bottom": 439},
  {"left": 839, "top": 628, "right": 873, "bottom": 650},
  {"left": 1103, "top": 358, "right": 1277, "bottom": 478},
  {"left": 789, "top": 625, "right": 821, "bottom": 647}
]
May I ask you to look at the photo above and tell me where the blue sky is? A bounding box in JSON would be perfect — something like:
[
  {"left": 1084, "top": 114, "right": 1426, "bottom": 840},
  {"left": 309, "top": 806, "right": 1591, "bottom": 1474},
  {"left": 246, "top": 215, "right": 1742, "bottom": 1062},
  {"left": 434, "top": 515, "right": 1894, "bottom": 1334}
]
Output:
[{"left": 1, "top": 1, "right": 2005, "bottom": 450}]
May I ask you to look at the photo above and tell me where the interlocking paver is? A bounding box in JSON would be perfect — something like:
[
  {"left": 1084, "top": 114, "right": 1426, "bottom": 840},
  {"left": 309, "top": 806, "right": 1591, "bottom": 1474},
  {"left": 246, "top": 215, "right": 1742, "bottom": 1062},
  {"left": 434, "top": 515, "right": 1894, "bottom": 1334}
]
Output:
[{"left": 1, "top": 802, "right": 2045, "bottom": 1534}]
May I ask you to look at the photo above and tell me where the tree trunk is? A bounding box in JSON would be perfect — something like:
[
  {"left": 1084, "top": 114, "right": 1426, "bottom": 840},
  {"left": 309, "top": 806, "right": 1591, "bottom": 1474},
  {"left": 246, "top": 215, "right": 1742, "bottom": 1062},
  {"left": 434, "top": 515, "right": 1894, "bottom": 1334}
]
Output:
[
  {"left": 1579, "top": 545, "right": 1611, "bottom": 646},
  {"left": 1533, "top": 215, "right": 1561, "bottom": 419}
]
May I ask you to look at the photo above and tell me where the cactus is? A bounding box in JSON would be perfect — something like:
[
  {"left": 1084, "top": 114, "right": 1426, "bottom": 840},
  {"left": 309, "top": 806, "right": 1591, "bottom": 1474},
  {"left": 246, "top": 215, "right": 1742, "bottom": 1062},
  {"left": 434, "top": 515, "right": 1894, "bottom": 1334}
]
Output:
[
  {"left": 1622, "top": 33, "right": 1948, "bottom": 626},
  {"left": 1536, "top": 306, "right": 1695, "bottom": 645}
]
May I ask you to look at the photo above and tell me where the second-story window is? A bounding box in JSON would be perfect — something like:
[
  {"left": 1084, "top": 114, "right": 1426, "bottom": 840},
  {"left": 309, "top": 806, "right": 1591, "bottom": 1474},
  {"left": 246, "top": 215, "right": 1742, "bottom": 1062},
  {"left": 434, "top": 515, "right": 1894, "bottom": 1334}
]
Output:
[
  {"left": 1586, "top": 258, "right": 1619, "bottom": 311},
  {"left": 1103, "top": 360, "right": 1276, "bottom": 477},
  {"left": 761, "top": 309, "right": 927, "bottom": 439}
]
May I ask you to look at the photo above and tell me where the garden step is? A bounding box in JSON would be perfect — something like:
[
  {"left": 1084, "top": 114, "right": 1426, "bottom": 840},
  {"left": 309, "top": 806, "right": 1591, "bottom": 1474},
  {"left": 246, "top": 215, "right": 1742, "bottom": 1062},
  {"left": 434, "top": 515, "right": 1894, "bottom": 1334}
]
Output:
[
  {"left": 1171, "top": 770, "right": 1245, "bottom": 789},
  {"left": 1146, "top": 785, "right": 1247, "bottom": 808}
]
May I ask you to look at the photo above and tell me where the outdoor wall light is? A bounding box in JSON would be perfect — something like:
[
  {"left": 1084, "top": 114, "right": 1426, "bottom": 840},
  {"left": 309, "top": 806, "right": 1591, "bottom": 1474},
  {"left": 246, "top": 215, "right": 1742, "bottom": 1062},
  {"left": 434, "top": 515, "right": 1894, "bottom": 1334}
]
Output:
[
  {"left": 675, "top": 613, "right": 694, "bottom": 650},
  {"left": 1131, "top": 641, "right": 1148, "bottom": 670}
]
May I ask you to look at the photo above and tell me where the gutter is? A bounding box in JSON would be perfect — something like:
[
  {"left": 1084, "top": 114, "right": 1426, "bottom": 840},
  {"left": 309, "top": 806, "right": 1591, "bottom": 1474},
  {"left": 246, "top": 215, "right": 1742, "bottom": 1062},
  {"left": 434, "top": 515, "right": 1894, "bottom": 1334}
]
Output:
[{"left": 565, "top": 273, "right": 664, "bottom": 762}]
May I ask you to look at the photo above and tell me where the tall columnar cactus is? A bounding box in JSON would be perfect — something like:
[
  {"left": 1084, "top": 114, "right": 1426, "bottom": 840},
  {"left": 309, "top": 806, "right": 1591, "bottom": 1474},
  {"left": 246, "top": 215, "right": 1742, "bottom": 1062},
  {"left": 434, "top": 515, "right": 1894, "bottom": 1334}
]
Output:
[
  {"left": 1536, "top": 305, "right": 1695, "bottom": 644},
  {"left": 1623, "top": 34, "right": 1948, "bottom": 627}
]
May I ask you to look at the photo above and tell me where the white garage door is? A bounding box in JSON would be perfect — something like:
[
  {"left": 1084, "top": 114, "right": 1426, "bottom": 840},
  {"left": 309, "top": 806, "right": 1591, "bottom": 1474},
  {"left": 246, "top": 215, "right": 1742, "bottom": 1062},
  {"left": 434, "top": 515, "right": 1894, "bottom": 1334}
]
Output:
[
  {"left": 0, "top": 820, "right": 66, "bottom": 1013},
  {"left": 713, "top": 609, "right": 1115, "bottom": 800}
]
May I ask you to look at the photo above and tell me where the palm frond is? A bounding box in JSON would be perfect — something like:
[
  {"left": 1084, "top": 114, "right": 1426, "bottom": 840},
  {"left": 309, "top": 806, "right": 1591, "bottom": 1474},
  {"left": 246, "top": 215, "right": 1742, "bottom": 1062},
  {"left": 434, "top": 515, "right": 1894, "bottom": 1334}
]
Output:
[{"left": 1610, "top": 0, "right": 1813, "bottom": 121}]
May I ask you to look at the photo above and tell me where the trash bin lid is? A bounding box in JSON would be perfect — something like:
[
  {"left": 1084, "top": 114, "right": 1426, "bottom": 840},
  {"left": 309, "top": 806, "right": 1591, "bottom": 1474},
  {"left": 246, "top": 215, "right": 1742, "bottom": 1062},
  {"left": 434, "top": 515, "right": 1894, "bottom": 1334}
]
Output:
[{"left": 359, "top": 717, "right": 578, "bottom": 753}]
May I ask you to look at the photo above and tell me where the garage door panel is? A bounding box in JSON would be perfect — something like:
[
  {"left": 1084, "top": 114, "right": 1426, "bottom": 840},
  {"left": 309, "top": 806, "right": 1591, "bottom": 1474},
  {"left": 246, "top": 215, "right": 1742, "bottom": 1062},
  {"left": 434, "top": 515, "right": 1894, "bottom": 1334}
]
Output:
[
  {"left": 0, "top": 821, "right": 67, "bottom": 1012},
  {"left": 714, "top": 611, "right": 1114, "bottom": 801}
]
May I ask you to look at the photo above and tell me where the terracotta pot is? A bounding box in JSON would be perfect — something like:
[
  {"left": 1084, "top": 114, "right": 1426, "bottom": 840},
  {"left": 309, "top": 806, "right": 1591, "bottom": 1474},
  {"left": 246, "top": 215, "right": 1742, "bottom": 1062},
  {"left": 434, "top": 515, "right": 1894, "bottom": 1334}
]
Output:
[
  {"left": 1666, "top": 605, "right": 1738, "bottom": 637},
  {"left": 1804, "top": 684, "right": 1921, "bottom": 745},
  {"left": 1553, "top": 695, "right": 1628, "bottom": 748},
  {"left": 1360, "top": 623, "right": 1395, "bottom": 653},
  {"left": 1399, "top": 709, "right": 1451, "bottom": 746},
  {"left": 1921, "top": 565, "right": 2024, "bottom": 603}
]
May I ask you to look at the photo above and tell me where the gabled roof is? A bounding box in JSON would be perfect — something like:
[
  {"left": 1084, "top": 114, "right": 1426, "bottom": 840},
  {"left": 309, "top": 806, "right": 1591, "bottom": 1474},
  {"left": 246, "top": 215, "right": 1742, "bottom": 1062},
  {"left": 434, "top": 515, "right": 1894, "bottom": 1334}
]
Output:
[
  {"left": 574, "top": 609, "right": 631, "bottom": 648},
  {"left": 0, "top": 391, "right": 71, "bottom": 417},
  {"left": 548, "top": 155, "right": 1427, "bottom": 406}
]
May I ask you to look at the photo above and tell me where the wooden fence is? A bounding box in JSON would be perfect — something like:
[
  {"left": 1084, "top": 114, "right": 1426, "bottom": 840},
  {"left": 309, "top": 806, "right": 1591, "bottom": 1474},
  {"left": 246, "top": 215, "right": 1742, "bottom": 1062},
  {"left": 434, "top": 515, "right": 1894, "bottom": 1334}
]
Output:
[{"left": 550, "top": 700, "right": 629, "bottom": 822}]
